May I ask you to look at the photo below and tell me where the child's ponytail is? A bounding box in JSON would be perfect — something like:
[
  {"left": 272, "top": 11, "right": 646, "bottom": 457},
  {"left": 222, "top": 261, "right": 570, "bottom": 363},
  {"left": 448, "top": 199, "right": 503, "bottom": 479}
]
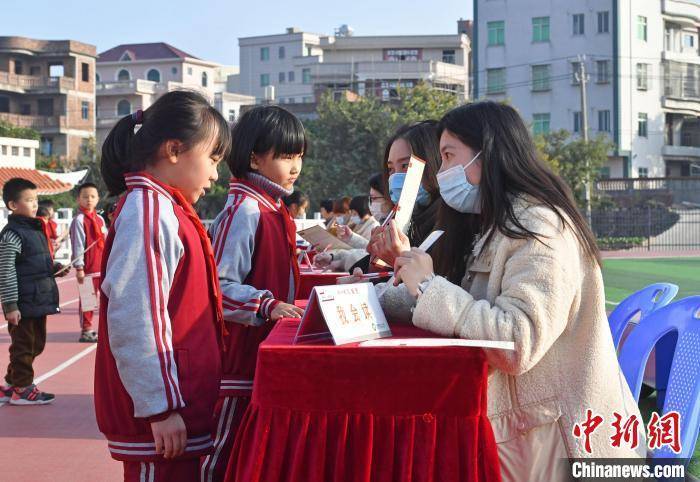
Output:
[{"left": 101, "top": 112, "right": 139, "bottom": 196}]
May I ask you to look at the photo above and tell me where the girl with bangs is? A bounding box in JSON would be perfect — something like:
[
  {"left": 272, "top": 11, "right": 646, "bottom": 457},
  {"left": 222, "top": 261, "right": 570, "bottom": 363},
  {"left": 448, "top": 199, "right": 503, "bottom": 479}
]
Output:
[{"left": 204, "top": 106, "right": 306, "bottom": 482}]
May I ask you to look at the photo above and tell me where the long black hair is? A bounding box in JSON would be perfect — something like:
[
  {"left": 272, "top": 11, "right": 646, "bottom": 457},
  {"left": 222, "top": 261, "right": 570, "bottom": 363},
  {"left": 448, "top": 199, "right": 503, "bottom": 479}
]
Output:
[
  {"left": 382, "top": 121, "right": 441, "bottom": 199},
  {"left": 101, "top": 90, "right": 231, "bottom": 196},
  {"left": 227, "top": 105, "right": 307, "bottom": 178},
  {"left": 437, "top": 101, "right": 601, "bottom": 265}
]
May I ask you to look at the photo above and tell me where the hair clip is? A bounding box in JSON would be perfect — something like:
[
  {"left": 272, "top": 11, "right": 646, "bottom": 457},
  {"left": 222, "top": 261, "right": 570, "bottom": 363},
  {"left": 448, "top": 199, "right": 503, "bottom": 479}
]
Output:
[{"left": 131, "top": 109, "right": 144, "bottom": 125}]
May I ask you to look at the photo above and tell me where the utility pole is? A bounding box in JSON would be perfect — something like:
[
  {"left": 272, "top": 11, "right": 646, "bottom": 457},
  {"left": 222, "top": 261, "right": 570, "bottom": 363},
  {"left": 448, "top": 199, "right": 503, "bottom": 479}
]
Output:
[{"left": 575, "top": 54, "right": 592, "bottom": 225}]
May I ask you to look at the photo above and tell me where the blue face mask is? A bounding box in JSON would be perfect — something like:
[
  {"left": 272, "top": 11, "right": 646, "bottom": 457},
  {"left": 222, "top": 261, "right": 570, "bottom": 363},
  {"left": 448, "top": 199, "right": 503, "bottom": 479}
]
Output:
[
  {"left": 436, "top": 150, "right": 482, "bottom": 213},
  {"left": 388, "top": 173, "right": 431, "bottom": 206}
]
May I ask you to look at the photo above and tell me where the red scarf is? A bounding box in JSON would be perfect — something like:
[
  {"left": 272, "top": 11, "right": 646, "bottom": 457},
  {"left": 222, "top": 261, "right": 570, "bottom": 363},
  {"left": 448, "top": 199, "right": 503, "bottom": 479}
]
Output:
[
  {"left": 80, "top": 207, "right": 105, "bottom": 251},
  {"left": 39, "top": 218, "right": 54, "bottom": 257}
]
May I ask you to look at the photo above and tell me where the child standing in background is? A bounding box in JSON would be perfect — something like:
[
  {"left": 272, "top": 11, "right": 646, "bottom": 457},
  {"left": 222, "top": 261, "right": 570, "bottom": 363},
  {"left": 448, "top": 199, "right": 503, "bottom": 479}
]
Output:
[
  {"left": 205, "top": 106, "right": 305, "bottom": 482},
  {"left": 69, "top": 182, "right": 106, "bottom": 343}
]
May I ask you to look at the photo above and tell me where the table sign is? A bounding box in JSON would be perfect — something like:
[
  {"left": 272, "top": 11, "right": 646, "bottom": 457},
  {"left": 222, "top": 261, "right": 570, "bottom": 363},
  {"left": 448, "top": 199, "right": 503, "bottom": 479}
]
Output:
[{"left": 294, "top": 283, "right": 391, "bottom": 345}]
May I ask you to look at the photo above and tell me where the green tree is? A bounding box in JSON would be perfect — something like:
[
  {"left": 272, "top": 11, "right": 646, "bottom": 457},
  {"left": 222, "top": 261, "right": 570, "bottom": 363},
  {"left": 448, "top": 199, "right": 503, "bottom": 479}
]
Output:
[
  {"left": 0, "top": 120, "right": 39, "bottom": 140},
  {"left": 535, "top": 129, "right": 613, "bottom": 208},
  {"left": 300, "top": 82, "right": 463, "bottom": 208}
]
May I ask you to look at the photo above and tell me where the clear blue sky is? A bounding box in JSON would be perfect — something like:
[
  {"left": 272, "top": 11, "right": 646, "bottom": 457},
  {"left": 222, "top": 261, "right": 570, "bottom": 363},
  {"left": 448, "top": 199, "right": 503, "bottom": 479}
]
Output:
[{"left": 3, "top": 0, "right": 472, "bottom": 65}]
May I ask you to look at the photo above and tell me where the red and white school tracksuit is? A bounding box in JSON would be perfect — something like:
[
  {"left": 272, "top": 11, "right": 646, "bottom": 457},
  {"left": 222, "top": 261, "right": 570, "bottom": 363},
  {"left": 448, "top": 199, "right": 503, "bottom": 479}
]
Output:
[
  {"left": 203, "top": 173, "right": 299, "bottom": 482},
  {"left": 94, "top": 173, "right": 224, "bottom": 482},
  {"left": 69, "top": 208, "right": 106, "bottom": 332}
]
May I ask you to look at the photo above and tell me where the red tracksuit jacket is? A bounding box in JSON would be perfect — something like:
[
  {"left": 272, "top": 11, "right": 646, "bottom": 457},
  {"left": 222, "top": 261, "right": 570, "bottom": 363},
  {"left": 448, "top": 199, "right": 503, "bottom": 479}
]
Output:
[{"left": 94, "top": 172, "right": 222, "bottom": 462}]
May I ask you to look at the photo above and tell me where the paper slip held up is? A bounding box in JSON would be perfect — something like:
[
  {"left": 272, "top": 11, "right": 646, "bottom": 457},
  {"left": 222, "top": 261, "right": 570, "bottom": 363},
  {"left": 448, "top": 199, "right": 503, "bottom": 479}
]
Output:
[
  {"left": 359, "top": 338, "right": 515, "bottom": 350},
  {"left": 298, "top": 225, "right": 351, "bottom": 251},
  {"left": 294, "top": 283, "right": 391, "bottom": 345},
  {"left": 394, "top": 155, "right": 426, "bottom": 235},
  {"left": 77, "top": 274, "right": 99, "bottom": 312}
]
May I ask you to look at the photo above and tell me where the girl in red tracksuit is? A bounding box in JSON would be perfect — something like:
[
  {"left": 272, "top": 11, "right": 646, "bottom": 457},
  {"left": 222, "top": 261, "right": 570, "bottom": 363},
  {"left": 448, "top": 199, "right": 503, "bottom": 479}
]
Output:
[
  {"left": 205, "top": 106, "right": 306, "bottom": 482},
  {"left": 94, "top": 90, "right": 231, "bottom": 482}
]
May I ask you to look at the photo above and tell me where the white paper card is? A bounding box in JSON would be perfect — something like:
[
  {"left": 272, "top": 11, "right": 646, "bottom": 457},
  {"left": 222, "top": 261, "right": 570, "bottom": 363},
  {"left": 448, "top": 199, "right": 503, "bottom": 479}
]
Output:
[
  {"left": 77, "top": 274, "right": 99, "bottom": 312},
  {"left": 359, "top": 338, "right": 515, "bottom": 350},
  {"left": 294, "top": 283, "right": 392, "bottom": 345},
  {"left": 298, "top": 225, "right": 352, "bottom": 250},
  {"left": 394, "top": 155, "right": 426, "bottom": 235}
]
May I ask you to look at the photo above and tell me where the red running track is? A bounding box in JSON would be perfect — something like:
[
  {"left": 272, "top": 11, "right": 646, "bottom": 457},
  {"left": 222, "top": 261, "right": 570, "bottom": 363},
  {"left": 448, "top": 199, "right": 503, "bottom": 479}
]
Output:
[{"left": 0, "top": 274, "right": 121, "bottom": 481}]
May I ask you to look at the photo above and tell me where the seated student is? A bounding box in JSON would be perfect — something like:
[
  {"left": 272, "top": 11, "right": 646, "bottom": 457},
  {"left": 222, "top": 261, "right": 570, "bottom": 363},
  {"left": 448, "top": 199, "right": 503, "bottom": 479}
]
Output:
[
  {"left": 372, "top": 102, "right": 644, "bottom": 480},
  {"left": 207, "top": 105, "right": 306, "bottom": 482},
  {"left": 319, "top": 199, "right": 333, "bottom": 226},
  {"left": 283, "top": 190, "right": 309, "bottom": 220}
]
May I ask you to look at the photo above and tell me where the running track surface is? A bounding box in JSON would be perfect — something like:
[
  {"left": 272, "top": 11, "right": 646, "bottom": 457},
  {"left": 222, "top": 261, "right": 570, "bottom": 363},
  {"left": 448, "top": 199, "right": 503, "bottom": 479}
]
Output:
[{"left": 0, "top": 274, "right": 121, "bottom": 481}]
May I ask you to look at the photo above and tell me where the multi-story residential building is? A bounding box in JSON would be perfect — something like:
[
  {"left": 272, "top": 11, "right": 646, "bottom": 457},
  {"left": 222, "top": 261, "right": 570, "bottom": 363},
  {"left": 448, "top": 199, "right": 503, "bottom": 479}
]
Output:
[
  {"left": 0, "top": 36, "right": 97, "bottom": 165},
  {"left": 96, "top": 43, "right": 254, "bottom": 145},
  {"left": 473, "top": 0, "right": 700, "bottom": 178},
  {"left": 237, "top": 26, "right": 470, "bottom": 106}
]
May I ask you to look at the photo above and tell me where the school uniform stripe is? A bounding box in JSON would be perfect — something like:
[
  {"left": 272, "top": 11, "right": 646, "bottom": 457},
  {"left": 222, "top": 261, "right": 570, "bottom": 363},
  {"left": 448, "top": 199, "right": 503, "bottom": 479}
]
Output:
[
  {"left": 0, "top": 230, "right": 21, "bottom": 307},
  {"left": 126, "top": 176, "right": 176, "bottom": 204},
  {"left": 229, "top": 183, "right": 277, "bottom": 212}
]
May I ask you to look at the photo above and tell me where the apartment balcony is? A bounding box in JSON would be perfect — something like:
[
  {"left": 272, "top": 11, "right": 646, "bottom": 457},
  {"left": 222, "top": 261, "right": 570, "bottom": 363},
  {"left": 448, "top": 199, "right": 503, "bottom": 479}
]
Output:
[
  {"left": 0, "top": 72, "right": 76, "bottom": 94},
  {"left": 662, "top": 0, "right": 700, "bottom": 24},
  {"left": 96, "top": 79, "right": 159, "bottom": 96},
  {"left": 662, "top": 144, "right": 700, "bottom": 159},
  {"left": 0, "top": 112, "right": 68, "bottom": 130},
  {"left": 355, "top": 60, "right": 467, "bottom": 85},
  {"left": 662, "top": 60, "right": 700, "bottom": 115}
]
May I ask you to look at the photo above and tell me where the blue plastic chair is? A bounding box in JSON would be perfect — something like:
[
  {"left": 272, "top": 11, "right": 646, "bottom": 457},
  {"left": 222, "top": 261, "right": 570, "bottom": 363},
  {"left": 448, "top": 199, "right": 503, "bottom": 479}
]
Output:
[
  {"left": 618, "top": 296, "right": 700, "bottom": 461},
  {"left": 608, "top": 283, "right": 679, "bottom": 349}
]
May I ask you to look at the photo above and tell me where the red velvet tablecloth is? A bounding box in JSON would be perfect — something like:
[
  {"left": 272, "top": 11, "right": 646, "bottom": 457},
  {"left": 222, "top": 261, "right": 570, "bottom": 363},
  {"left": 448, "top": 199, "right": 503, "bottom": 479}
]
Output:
[
  {"left": 297, "top": 271, "right": 346, "bottom": 299},
  {"left": 227, "top": 320, "right": 502, "bottom": 482}
]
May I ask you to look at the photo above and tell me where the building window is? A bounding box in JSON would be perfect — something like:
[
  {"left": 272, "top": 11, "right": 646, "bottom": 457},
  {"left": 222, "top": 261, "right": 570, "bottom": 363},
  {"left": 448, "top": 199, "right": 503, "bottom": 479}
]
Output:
[
  {"left": 288, "top": 98, "right": 296, "bottom": 104},
  {"left": 486, "top": 68, "right": 506, "bottom": 94},
  {"left": 636, "top": 63, "right": 649, "bottom": 90},
  {"left": 279, "top": 46, "right": 286, "bottom": 59},
  {"left": 117, "top": 99, "right": 131, "bottom": 116},
  {"left": 14, "top": 60, "right": 23, "bottom": 75},
  {"left": 29, "top": 66, "right": 40, "bottom": 76},
  {"left": 96, "top": 73, "right": 101, "bottom": 83},
  {"left": 442, "top": 49, "right": 456, "bottom": 64},
  {"left": 81, "top": 101, "right": 89, "bottom": 120},
  {"left": 260, "top": 73, "right": 270, "bottom": 87},
  {"left": 573, "top": 14, "right": 585, "bottom": 36},
  {"left": 596, "top": 60, "right": 611, "bottom": 83},
  {"left": 40, "top": 137, "right": 53, "bottom": 156},
  {"left": 0, "top": 145, "right": 5, "bottom": 155},
  {"left": 487, "top": 21, "right": 505, "bottom": 46},
  {"left": 685, "top": 34, "right": 695, "bottom": 48},
  {"left": 11, "top": 146, "right": 19, "bottom": 156},
  {"left": 302, "top": 68, "right": 311, "bottom": 84},
  {"left": 288, "top": 71, "right": 295, "bottom": 82},
  {"left": 188, "top": 67, "right": 193, "bottom": 76},
  {"left": 638, "top": 167, "right": 649, "bottom": 178},
  {"left": 228, "top": 109, "right": 236, "bottom": 122},
  {"left": 573, "top": 111, "right": 582, "bottom": 133},
  {"left": 49, "top": 64, "right": 64, "bottom": 77},
  {"left": 0, "top": 97, "right": 8, "bottom": 113},
  {"left": 23, "top": 147, "right": 30, "bottom": 157},
  {"left": 261, "top": 47, "right": 270, "bottom": 61},
  {"left": 303, "top": 96, "right": 313, "bottom": 103},
  {"left": 38, "top": 99, "right": 54, "bottom": 116},
  {"left": 638, "top": 113, "right": 648, "bottom": 137},
  {"left": 384, "top": 49, "right": 421, "bottom": 61},
  {"left": 20, "top": 104, "right": 30, "bottom": 115},
  {"left": 598, "top": 110, "right": 611, "bottom": 132},
  {"left": 533, "top": 113, "right": 550, "bottom": 135},
  {"left": 201, "top": 72, "right": 208, "bottom": 87},
  {"left": 82, "top": 63, "right": 90, "bottom": 82},
  {"left": 117, "top": 69, "right": 130, "bottom": 81},
  {"left": 532, "top": 17, "right": 550, "bottom": 42},
  {"left": 637, "top": 16, "right": 647, "bottom": 41},
  {"left": 172, "top": 67, "right": 178, "bottom": 75},
  {"left": 597, "top": 11, "right": 609, "bottom": 33},
  {"left": 599, "top": 166, "right": 611, "bottom": 179},
  {"left": 279, "top": 72, "right": 285, "bottom": 83},
  {"left": 532, "top": 64, "right": 551, "bottom": 91},
  {"left": 147, "top": 69, "right": 161, "bottom": 83}
]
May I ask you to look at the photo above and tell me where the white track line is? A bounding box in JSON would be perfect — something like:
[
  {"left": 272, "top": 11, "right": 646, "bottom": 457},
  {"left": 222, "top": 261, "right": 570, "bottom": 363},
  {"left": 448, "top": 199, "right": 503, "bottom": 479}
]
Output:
[{"left": 0, "top": 298, "right": 81, "bottom": 331}]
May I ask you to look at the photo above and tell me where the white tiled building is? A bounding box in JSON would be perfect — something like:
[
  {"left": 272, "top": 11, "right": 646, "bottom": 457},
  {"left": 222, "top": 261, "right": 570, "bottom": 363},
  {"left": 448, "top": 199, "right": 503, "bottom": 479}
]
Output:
[
  {"left": 237, "top": 26, "right": 470, "bottom": 105},
  {"left": 473, "top": 0, "right": 700, "bottom": 178}
]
